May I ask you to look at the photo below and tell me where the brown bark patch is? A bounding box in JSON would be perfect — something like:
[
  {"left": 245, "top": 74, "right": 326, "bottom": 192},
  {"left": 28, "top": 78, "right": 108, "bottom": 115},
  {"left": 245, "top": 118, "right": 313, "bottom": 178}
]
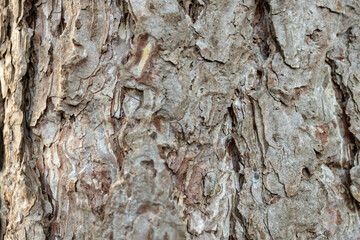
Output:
[
  {"left": 152, "top": 115, "right": 163, "bottom": 132},
  {"left": 125, "top": 34, "right": 159, "bottom": 85},
  {"left": 137, "top": 202, "right": 161, "bottom": 215},
  {"left": 315, "top": 124, "right": 330, "bottom": 147}
]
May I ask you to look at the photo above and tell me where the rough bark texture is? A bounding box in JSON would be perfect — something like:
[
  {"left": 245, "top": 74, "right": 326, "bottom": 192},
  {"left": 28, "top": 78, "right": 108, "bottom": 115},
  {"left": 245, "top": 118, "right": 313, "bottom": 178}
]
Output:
[{"left": 1, "top": 0, "right": 360, "bottom": 239}]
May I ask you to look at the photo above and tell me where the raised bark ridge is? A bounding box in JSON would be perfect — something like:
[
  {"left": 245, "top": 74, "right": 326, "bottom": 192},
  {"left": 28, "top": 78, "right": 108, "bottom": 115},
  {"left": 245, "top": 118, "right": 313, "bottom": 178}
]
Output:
[{"left": 0, "top": 0, "right": 360, "bottom": 239}]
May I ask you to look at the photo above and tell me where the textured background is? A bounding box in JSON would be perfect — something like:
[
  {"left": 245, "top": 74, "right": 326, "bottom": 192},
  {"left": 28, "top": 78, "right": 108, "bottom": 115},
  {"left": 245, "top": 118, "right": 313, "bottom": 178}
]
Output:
[{"left": 1, "top": 0, "right": 360, "bottom": 239}]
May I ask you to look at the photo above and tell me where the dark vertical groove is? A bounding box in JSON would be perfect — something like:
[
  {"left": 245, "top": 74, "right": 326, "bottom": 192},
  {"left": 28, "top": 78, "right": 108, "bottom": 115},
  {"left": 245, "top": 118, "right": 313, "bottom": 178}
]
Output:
[
  {"left": 26, "top": 0, "right": 54, "bottom": 238},
  {"left": 0, "top": 90, "right": 4, "bottom": 239},
  {"left": 326, "top": 57, "right": 359, "bottom": 207},
  {"left": 252, "top": 0, "right": 271, "bottom": 60},
  {"left": 227, "top": 106, "right": 250, "bottom": 239},
  {"left": 0, "top": 90, "right": 4, "bottom": 172}
]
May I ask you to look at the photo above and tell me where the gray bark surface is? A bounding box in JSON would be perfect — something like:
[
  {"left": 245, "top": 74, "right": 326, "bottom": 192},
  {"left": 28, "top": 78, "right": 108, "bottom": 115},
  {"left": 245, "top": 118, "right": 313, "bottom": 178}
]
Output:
[{"left": 1, "top": 0, "right": 360, "bottom": 239}]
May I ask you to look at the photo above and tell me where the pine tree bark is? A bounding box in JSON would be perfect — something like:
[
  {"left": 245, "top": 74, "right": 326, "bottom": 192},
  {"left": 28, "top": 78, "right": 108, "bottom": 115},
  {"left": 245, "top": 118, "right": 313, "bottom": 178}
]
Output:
[{"left": 1, "top": 0, "right": 360, "bottom": 239}]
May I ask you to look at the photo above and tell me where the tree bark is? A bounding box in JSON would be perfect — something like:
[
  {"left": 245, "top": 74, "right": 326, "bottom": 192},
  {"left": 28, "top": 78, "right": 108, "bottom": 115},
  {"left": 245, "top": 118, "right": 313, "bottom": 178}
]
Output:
[{"left": 1, "top": 0, "right": 360, "bottom": 239}]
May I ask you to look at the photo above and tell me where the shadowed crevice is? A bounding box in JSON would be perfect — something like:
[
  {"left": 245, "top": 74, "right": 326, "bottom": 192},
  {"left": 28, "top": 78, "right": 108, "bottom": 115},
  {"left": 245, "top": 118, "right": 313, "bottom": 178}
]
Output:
[
  {"left": 226, "top": 106, "right": 250, "bottom": 239},
  {"left": 326, "top": 56, "right": 359, "bottom": 208},
  {"left": 252, "top": 0, "right": 271, "bottom": 59},
  {"left": 178, "top": 0, "right": 206, "bottom": 23}
]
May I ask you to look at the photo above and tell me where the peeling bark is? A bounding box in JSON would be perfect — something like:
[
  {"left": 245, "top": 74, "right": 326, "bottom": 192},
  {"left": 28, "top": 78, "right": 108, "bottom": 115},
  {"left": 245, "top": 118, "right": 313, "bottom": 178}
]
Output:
[{"left": 1, "top": 0, "right": 360, "bottom": 239}]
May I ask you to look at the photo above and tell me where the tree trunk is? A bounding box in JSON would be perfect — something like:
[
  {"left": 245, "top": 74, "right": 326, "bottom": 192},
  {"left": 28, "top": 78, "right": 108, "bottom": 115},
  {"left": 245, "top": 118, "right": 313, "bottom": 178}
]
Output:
[{"left": 1, "top": 0, "right": 360, "bottom": 239}]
